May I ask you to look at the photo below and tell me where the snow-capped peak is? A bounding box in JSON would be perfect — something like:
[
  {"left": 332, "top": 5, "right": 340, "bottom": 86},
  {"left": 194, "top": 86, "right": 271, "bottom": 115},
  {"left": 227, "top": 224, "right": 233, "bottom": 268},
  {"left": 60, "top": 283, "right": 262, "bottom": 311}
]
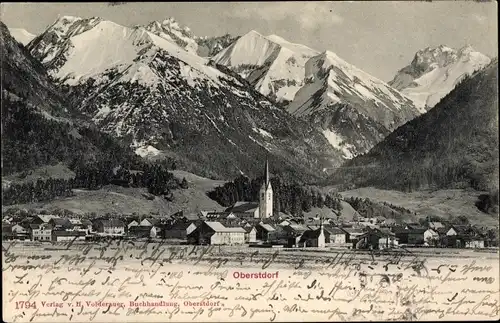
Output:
[
  {"left": 389, "top": 44, "right": 491, "bottom": 110},
  {"left": 212, "top": 30, "right": 319, "bottom": 102},
  {"left": 143, "top": 17, "right": 198, "bottom": 53},
  {"left": 288, "top": 49, "right": 419, "bottom": 119},
  {"left": 56, "top": 15, "right": 83, "bottom": 24},
  {"left": 284, "top": 49, "right": 420, "bottom": 160},
  {"left": 7, "top": 27, "right": 36, "bottom": 45},
  {"left": 247, "top": 30, "right": 264, "bottom": 37},
  {"left": 28, "top": 16, "right": 230, "bottom": 88},
  {"left": 458, "top": 44, "right": 476, "bottom": 56}
]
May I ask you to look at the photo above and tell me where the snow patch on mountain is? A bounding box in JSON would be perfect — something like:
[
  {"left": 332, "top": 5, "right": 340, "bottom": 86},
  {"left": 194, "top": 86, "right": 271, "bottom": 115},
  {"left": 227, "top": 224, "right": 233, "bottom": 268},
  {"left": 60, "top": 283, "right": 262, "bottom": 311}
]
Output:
[
  {"left": 322, "top": 129, "right": 355, "bottom": 159},
  {"left": 253, "top": 127, "right": 274, "bottom": 139},
  {"left": 389, "top": 45, "right": 491, "bottom": 110},
  {"left": 135, "top": 145, "right": 161, "bottom": 157},
  {"left": 7, "top": 28, "right": 36, "bottom": 45}
]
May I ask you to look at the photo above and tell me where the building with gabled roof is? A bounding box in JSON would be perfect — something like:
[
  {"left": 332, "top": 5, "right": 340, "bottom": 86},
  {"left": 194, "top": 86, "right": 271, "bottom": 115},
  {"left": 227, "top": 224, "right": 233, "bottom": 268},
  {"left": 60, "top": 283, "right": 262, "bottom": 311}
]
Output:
[
  {"left": 92, "top": 219, "right": 125, "bottom": 235},
  {"left": 31, "top": 214, "right": 59, "bottom": 225},
  {"left": 187, "top": 221, "right": 246, "bottom": 245}
]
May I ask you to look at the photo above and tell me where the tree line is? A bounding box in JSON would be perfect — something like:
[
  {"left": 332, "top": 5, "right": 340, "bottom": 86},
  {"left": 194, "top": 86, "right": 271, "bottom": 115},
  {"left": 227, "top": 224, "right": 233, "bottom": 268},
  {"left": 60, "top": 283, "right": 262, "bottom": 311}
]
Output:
[
  {"left": 2, "top": 96, "right": 189, "bottom": 205},
  {"left": 3, "top": 162, "right": 189, "bottom": 206},
  {"left": 344, "top": 196, "right": 415, "bottom": 220},
  {"left": 207, "top": 175, "right": 343, "bottom": 217}
]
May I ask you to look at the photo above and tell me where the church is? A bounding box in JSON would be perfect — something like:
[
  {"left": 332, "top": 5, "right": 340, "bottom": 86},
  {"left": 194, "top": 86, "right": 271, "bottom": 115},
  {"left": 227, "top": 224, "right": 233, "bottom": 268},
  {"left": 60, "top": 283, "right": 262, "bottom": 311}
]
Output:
[
  {"left": 258, "top": 159, "right": 273, "bottom": 219},
  {"left": 224, "top": 159, "right": 274, "bottom": 219}
]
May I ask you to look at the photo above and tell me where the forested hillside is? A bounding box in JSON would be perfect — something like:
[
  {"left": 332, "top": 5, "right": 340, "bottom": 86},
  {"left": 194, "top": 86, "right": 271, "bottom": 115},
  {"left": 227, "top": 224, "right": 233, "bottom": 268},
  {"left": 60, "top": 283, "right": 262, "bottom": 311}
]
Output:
[
  {"left": 1, "top": 21, "right": 183, "bottom": 206},
  {"left": 208, "top": 175, "right": 343, "bottom": 217},
  {"left": 328, "top": 60, "right": 498, "bottom": 196}
]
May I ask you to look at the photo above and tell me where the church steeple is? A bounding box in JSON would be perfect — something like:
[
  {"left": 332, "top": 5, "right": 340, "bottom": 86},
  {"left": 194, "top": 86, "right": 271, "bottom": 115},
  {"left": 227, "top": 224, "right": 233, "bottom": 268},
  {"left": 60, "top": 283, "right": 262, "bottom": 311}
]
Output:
[
  {"left": 264, "top": 158, "right": 270, "bottom": 187},
  {"left": 259, "top": 157, "right": 273, "bottom": 219}
]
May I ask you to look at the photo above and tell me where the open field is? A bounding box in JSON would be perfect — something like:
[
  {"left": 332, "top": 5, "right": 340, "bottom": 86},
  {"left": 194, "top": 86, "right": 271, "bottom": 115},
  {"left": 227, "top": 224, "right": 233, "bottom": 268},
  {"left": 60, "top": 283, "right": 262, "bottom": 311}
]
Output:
[
  {"left": 2, "top": 170, "right": 226, "bottom": 216},
  {"left": 334, "top": 187, "right": 498, "bottom": 226},
  {"left": 2, "top": 163, "right": 75, "bottom": 187}
]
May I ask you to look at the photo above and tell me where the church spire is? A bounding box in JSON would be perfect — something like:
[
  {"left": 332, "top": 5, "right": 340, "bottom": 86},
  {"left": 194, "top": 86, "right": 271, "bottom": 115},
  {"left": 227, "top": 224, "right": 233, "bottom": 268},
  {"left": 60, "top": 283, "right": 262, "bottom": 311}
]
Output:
[{"left": 265, "top": 158, "right": 269, "bottom": 186}]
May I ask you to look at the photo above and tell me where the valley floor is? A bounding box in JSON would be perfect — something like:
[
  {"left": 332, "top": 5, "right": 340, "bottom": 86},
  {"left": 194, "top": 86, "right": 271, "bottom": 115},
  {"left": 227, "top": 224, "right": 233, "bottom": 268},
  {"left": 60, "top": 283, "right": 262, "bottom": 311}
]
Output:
[{"left": 336, "top": 187, "right": 498, "bottom": 226}]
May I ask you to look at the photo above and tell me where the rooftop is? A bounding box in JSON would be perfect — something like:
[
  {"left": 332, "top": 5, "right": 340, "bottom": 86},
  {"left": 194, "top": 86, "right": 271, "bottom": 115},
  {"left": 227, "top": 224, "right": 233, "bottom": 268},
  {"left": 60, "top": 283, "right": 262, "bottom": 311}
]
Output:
[{"left": 205, "top": 221, "right": 246, "bottom": 233}]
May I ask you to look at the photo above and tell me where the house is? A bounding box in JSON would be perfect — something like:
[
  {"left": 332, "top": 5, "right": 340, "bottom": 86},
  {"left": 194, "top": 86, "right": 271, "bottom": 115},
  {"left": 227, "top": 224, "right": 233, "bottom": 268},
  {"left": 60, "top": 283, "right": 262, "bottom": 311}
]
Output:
[
  {"left": 353, "top": 228, "right": 397, "bottom": 250},
  {"left": 93, "top": 219, "right": 125, "bottom": 235},
  {"left": 127, "top": 220, "right": 139, "bottom": 229},
  {"left": 378, "top": 228, "right": 398, "bottom": 249},
  {"left": 392, "top": 226, "right": 410, "bottom": 244},
  {"left": 282, "top": 224, "right": 308, "bottom": 247},
  {"left": 52, "top": 230, "right": 86, "bottom": 242},
  {"left": 225, "top": 201, "right": 260, "bottom": 219},
  {"left": 11, "top": 224, "right": 30, "bottom": 240},
  {"left": 445, "top": 225, "right": 486, "bottom": 248},
  {"left": 255, "top": 223, "right": 276, "bottom": 242},
  {"left": 11, "top": 224, "right": 27, "bottom": 234},
  {"left": 405, "top": 223, "right": 423, "bottom": 230},
  {"left": 31, "top": 223, "right": 52, "bottom": 241},
  {"left": 80, "top": 219, "right": 93, "bottom": 234},
  {"left": 381, "top": 218, "right": 397, "bottom": 227},
  {"left": 162, "top": 221, "right": 194, "bottom": 239},
  {"left": 206, "top": 212, "right": 243, "bottom": 227},
  {"left": 325, "top": 226, "right": 347, "bottom": 245},
  {"left": 428, "top": 222, "right": 445, "bottom": 230},
  {"left": 299, "top": 225, "right": 326, "bottom": 248},
  {"left": 186, "top": 222, "right": 197, "bottom": 236},
  {"left": 343, "top": 227, "right": 365, "bottom": 243},
  {"left": 407, "top": 227, "right": 427, "bottom": 245},
  {"left": 128, "top": 225, "right": 158, "bottom": 239},
  {"left": 465, "top": 238, "right": 485, "bottom": 249},
  {"left": 358, "top": 221, "right": 380, "bottom": 229},
  {"left": 279, "top": 219, "right": 291, "bottom": 227},
  {"left": 67, "top": 218, "right": 92, "bottom": 233},
  {"left": 140, "top": 217, "right": 161, "bottom": 227},
  {"left": 48, "top": 218, "right": 73, "bottom": 230},
  {"left": 423, "top": 229, "right": 440, "bottom": 246},
  {"left": 31, "top": 214, "right": 59, "bottom": 225},
  {"left": 187, "top": 221, "right": 246, "bottom": 245},
  {"left": 2, "top": 225, "right": 14, "bottom": 241},
  {"left": 244, "top": 225, "right": 257, "bottom": 243}
]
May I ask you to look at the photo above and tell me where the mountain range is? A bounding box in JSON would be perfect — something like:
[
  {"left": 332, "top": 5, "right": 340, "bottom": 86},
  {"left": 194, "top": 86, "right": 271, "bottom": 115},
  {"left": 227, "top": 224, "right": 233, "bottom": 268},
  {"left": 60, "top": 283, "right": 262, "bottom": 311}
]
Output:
[
  {"left": 333, "top": 59, "right": 498, "bottom": 194},
  {"left": 1, "top": 21, "right": 138, "bottom": 176},
  {"left": 3, "top": 16, "right": 495, "bottom": 183},
  {"left": 389, "top": 45, "right": 491, "bottom": 111},
  {"left": 18, "top": 17, "right": 344, "bottom": 181}
]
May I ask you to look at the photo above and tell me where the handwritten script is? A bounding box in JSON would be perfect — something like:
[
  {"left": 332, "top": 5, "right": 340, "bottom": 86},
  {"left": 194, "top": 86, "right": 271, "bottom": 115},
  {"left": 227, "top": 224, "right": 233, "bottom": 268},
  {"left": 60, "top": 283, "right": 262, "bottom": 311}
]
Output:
[{"left": 3, "top": 241, "right": 499, "bottom": 322}]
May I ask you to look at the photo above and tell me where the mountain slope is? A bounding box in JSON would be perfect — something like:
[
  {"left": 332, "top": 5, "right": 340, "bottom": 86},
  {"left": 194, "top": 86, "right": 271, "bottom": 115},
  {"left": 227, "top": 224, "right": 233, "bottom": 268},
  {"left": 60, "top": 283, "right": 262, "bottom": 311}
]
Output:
[
  {"left": 27, "top": 16, "right": 344, "bottom": 181},
  {"left": 196, "top": 34, "right": 238, "bottom": 58},
  {"left": 389, "top": 45, "right": 491, "bottom": 111},
  {"left": 287, "top": 51, "right": 421, "bottom": 159},
  {"left": 1, "top": 21, "right": 139, "bottom": 176},
  {"left": 212, "top": 30, "right": 319, "bottom": 103},
  {"left": 1, "top": 22, "right": 68, "bottom": 117},
  {"left": 7, "top": 27, "right": 36, "bottom": 45},
  {"left": 143, "top": 18, "right": 237, "bottom": 58},
  {"left": 331, "top": 59, "right": 499, "bottom": 192}
]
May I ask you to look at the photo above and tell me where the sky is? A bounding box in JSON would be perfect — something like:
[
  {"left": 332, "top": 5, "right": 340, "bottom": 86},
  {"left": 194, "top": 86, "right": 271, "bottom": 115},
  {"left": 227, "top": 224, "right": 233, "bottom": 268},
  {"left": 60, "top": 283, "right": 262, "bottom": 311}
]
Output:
[{"left": 1, "top": 1, "right": 497, "bottom": 81}]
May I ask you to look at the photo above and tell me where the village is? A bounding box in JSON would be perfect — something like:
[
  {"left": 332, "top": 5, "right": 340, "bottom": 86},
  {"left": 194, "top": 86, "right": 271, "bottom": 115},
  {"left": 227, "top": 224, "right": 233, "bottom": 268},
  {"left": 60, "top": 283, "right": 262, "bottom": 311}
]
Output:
[
  {"left": 2, "top": 161, "right": 497, "bottom": 250},
  {"left": 1, "top": 209, "right": 497, "bottom": 250}
]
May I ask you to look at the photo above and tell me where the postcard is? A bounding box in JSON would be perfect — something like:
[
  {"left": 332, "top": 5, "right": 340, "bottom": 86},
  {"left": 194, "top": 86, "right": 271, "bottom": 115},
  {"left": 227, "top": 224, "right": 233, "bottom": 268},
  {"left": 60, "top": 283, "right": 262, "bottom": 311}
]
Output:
[{"left": 1, "top": 1, "right": 498, "bottom": 322}]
